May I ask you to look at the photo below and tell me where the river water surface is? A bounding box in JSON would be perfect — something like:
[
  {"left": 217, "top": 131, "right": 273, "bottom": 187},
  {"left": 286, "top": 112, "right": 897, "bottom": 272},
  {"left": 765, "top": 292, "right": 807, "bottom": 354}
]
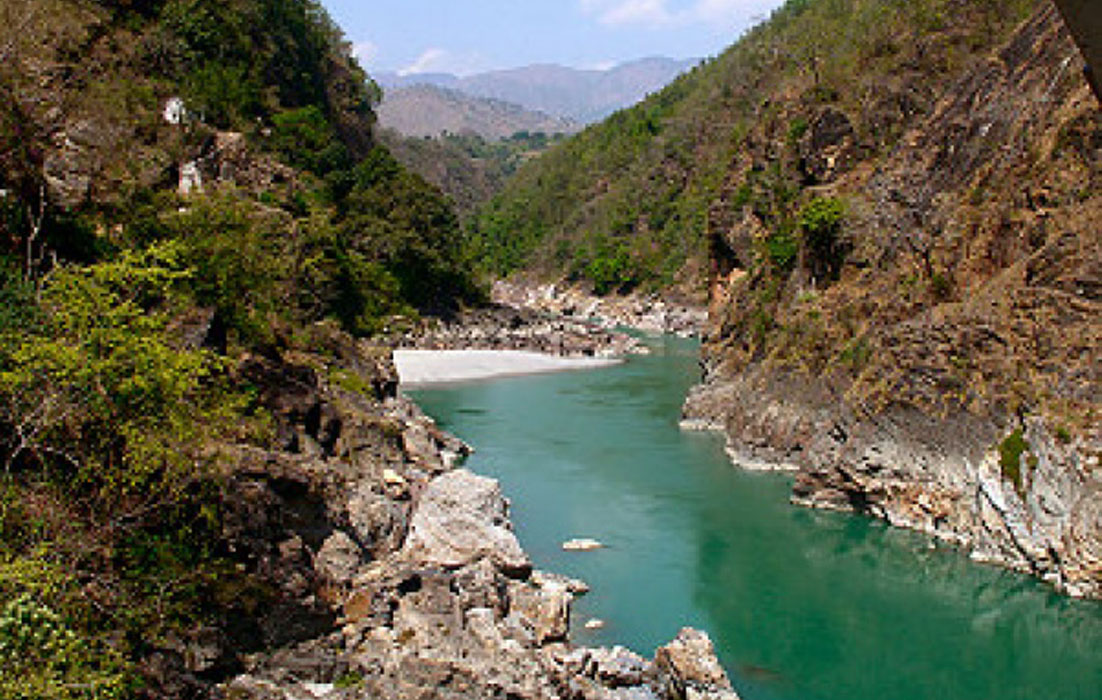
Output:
[{"left": 408, "top": 335, "right": 1102, "bottom": 700}]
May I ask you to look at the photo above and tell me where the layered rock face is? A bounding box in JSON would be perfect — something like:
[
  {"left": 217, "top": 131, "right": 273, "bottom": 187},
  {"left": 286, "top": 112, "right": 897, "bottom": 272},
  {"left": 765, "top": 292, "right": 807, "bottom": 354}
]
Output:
[
  {"left": 492, "top": 281, "right": 707, "bottom": 338},
  {"left": 684, "top": 6, "right": 1101, "bottom": 598},
  {"left": 393, "top": 303, "right": 648, "bottom": 357},
  {"left": 197, "top": 328, "right": 737, "bottom": 700}
]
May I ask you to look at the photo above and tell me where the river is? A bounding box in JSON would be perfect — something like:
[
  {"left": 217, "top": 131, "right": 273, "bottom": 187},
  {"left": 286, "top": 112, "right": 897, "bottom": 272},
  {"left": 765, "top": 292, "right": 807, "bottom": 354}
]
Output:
[{"left": 407, "top": 335, "right": 1102, "bottom": 700}]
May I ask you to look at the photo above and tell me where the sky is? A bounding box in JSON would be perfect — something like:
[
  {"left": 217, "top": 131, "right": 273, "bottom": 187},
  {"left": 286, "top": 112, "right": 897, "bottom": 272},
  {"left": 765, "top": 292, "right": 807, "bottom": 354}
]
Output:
[{"left": 320, "top": 0, "right": 787, "bottom": 77}]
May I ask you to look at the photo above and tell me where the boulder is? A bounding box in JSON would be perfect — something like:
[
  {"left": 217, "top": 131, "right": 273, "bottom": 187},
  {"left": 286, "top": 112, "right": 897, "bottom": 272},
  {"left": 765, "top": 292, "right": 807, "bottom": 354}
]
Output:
[
  {"left": 314, "top": 530, "right": 363, "bottom": 584},
  {"left": 400, "top": 469, "right": 531, "bottom": 577},
  {"left": 654, "top": 629, "right": 740, "bottom": 700},
  {"left": 532, "top": 569, "right": 590, "bottom": 594},
  {"left": 562, "top": 538, "right": 605, "bottom": 551},
  {"left": 508, "top": 579, "right": 572, "bottom": 644},
  {"left": 587, "top": 646, "right": 649, "bottom": 687}
]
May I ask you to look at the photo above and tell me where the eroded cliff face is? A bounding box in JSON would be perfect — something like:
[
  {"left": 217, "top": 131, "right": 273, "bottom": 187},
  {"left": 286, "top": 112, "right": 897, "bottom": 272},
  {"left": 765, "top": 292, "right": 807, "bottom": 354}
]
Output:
[
  {"left": 164, "top": 325, "right": 741, "bottom": 700},
  {"left": 684, "top": 6, "right": 1101, "bottom": 598}
]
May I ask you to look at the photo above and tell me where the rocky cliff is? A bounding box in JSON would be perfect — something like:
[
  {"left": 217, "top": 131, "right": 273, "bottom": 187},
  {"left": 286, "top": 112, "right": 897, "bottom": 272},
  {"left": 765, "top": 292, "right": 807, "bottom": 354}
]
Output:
[
  {"left": 683, "top": 5, "right": 1101, "bottom": 598},
  {"left": 201, "top": 328, "right": 739, "bottom": 700}
]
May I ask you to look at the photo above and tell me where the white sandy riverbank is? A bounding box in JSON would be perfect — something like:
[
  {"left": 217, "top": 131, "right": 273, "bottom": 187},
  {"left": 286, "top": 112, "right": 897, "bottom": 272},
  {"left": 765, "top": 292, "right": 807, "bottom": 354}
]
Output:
[{"left": 393, "top": 349, "right": 621, "bottom": 386}]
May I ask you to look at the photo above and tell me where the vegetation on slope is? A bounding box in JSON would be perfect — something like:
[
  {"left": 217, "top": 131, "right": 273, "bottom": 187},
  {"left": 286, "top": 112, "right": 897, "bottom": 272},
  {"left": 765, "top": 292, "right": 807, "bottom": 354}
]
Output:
[
  {"left": 380, "top": 129, "right": 569, "bottom": 219},
  {"left": 469, "top": 0, "right": 1036, "bottom": 294},
  {"left": 0, "top": 0, "right": 479, "bottom": 695},
  {"left": 376, "top": 84, "right": 578, "bottom": 140}
]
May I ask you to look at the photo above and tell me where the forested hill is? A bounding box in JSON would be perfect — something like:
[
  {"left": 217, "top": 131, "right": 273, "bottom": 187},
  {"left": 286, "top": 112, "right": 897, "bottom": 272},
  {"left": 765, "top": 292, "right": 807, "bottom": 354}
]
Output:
[
  {"left": 0, "top": 1, "right": 479, "bottom": 695},
  {"left": 469, "top": 0, "right": 1102, "bottom": 596},
  {"left": 2, "top": 0, "right": 480, "bottom": 331},
  {"left": 468, "top": 0, "right": 1044, "bottom": 295}
]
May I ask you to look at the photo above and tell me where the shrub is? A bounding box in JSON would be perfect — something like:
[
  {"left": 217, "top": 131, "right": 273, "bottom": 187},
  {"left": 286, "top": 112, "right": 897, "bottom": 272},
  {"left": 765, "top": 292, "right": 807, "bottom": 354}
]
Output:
[
  {"left": 165, "top": 190, "right": 298, "bottom": 344},
  {"left": 930, "top": 272, "right": 952, "bottom": 300},
  {"left": 998, "top": 429, "right": 1030, "bottom": 495},
  {"left": 271, "top": 105, "right": 352, "bottom": 177},
  {"left": 766, "top": 230, "right": 799, "bottom": 273},
  {"left": 0, "top": 595, "right": 132, "bottom": 699},
  {"left": 798, "top": 196, "right": 845, "bottom": 281},
  {"left": 0, "top": 243, "right": 234, "bottom": 502},
  {"left": 787, "top": 117, "right": 810, "bottom": 143}
]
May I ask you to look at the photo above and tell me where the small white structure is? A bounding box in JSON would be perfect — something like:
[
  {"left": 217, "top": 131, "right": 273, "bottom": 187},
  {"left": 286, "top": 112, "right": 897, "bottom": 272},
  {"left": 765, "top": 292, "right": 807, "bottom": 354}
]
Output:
[
  {"left": 163, "top": 97, "right": 187, "bottom": 125},
  {"left": 178, "top": 161, "right": 203, "bottom": 196}
]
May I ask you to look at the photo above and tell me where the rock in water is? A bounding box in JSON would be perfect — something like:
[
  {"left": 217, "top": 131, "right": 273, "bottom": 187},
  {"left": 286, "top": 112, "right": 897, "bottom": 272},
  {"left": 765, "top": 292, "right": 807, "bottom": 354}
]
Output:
[
  {"left": 508, "top": 578, "right": 572, "bottom": 644},
  {"left": 655, "top": 628, "right": 741, "bottom": 700},
  {"left": 401, "top": 469, "right": 532, "bottom": 577},
  {"left": 562, "top": 537, "right": 604, "bottom": 551}
]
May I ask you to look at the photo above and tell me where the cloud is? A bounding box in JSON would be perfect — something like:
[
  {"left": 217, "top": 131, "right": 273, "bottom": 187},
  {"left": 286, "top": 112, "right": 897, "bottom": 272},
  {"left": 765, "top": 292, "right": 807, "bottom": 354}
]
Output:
[
  {"left": 586, "top": 59, "right": 620, "bottom": 71},
  {"left": 399, "top": 48, "right": 449, "bottom": 75},
  {"left": 581, "top": 0, "right": 779, "bottom": 29},
  {"left": 582, "top": 0, "right": 672, "bottom": 26},
  {"left": 352, "top": 41, "right": 379, "bottom": 66},
  {"left": 399, "top": 48, "right": 495, "bottom": 77},
  {"left": 596, "top": 0, "right": 673, "bottom": 26}
]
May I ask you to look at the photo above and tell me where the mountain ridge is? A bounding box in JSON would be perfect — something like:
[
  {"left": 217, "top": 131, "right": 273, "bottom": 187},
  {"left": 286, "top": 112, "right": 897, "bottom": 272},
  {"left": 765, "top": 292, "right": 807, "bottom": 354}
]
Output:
[
  {"left": 376, "top": 56, "right": 697, "bottom": 123},
  {"left": 377, "top": 83, "right": 579, "bottom": 140}
]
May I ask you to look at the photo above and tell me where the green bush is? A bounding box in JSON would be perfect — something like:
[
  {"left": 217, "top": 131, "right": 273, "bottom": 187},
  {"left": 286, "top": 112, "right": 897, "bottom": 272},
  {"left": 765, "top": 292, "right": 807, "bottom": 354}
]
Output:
[
  {"left": 271, "top": 105, "right": 352, "bottom": 177},
  {"left": 766, "top": 230, "right": 799, "bottom": 273},
  {"left": 0, "top": 243, "right": 233, "bottom": 501},
  {"left": 587, "top": 252, "right": 634, "bottom": 296},
  {"left": 0, "top": 595, "right": 132, "bottom": 699},
  {"left": 998, "top": 429, "right": 1030, "bottom": 495},
  {"left": 798, "top": 196, "right": 845, "bottom": 281},
  {"left": 166, "top": 191, "right": 297, "bottom": 344}
]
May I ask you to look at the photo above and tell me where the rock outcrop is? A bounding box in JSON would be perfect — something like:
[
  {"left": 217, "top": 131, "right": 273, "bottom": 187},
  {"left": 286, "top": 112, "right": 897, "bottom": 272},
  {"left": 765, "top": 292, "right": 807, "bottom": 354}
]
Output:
[
  {"left": 492, "top": 281, "right": 707, "bottom": 338},
  {"left": 193, "top": 326, "right": 738, "bottom": 700},
  {"left": 685, "top": 5, "right": 1102, "bottom": 599},
  {"left": 394, "top": 303, "right": 647, "bottom": 357},
  {"left": 400, "top": 469, "right": 532, "bottom": 576}
]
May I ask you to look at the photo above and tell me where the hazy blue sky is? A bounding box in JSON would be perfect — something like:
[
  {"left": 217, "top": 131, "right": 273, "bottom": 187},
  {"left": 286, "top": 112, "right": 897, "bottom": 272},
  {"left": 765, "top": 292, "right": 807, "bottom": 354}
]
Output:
[{"left": 320, "top": 0, "right": 787, "bottom": 76}]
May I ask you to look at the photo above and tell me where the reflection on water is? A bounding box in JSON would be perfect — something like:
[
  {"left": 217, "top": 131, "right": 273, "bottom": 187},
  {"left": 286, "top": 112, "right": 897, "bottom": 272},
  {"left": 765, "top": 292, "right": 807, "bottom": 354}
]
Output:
[{"left": 409, "top": 336, "right": 1102, "bottom": 700}]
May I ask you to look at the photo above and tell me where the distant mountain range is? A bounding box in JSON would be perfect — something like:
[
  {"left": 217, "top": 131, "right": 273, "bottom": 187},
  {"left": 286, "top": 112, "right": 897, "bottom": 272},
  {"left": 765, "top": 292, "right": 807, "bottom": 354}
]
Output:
[
  {"left": 375, "top": 56, "right": 697, "bottom": 125},
  {"left": 376, "top": 84, "right": 580, "bottom": 140}
]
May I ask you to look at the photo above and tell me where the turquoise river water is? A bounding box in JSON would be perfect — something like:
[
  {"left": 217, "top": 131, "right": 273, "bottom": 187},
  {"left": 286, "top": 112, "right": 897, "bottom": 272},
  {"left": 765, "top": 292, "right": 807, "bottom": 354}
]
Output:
[{"left": 408, "top": 335, "right": 1102, "bottom": 700}]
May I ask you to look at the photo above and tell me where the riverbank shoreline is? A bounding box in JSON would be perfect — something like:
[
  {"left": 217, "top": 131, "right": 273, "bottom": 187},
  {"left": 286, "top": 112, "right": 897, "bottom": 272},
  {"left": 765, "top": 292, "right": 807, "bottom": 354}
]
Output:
[
  {"left": 218, "top": 330, "right": 740, "bottom": 700},
  {"left": 492, "top": 280, "right": 707, "bottom": 338},
  {"left": 393, "top": 348, "right": 621, "bottom": 386}
]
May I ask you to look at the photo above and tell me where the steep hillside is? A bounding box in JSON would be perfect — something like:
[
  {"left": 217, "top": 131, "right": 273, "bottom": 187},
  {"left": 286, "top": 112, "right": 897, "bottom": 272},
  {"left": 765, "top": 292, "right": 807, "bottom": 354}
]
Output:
[
  {"left": 482, "top": 0, "right": 1101, "bottom": 597},
  {"left": 376, "top": 84, "right": 579, "bottom": 140},
  {"left": 380, "top": 129, "right": 567, "bottom": 219},
  {"left": 376, "top": 57, "right": 696, "bottom": 123},
  {"left": 0, "top": 0, "right": 482, "bottom": 695},
  {"left": 470, "top": 0, "right": 1043, "bottom": 293},
  {"left": 682, "top": 1, "right": 1101, "bottom": 598}
]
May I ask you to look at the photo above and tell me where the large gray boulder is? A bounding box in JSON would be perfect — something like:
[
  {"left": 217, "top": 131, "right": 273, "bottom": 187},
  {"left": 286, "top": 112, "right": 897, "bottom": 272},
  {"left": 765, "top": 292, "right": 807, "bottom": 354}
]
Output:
[{"left": 400, "top": 469, "right": 532, "bottom": 577}]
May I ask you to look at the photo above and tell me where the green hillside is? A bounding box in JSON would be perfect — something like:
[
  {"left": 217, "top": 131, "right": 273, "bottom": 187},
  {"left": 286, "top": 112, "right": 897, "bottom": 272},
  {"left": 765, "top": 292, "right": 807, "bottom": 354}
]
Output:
[
  {"left": 0, "top": 1, "right": 479, "bottom": 695},
  {"left": 380, "top": 129, "right": 568, "bottom": 219},
  {"left": 469, "top": 0, "right": 1035, "bottom": 295}
]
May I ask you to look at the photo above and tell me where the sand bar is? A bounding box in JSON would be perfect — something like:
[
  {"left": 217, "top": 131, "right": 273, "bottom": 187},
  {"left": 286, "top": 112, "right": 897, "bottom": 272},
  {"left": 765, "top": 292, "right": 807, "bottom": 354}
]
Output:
[{"left": 393, "top": 349, "right": 620, "bottom": 386}]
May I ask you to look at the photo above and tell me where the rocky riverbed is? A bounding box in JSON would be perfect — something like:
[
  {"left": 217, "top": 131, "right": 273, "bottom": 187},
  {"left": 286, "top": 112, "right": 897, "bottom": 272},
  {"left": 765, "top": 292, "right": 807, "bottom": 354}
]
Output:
[
  {"left": 392, "top": 304, "right": 647, "bottom": 358},
  {"left": 207, "top": 326, "right": 738, "bottom": 700},
  {"left": 492, "top": 281, "right": 707, "bottom": 338}
]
